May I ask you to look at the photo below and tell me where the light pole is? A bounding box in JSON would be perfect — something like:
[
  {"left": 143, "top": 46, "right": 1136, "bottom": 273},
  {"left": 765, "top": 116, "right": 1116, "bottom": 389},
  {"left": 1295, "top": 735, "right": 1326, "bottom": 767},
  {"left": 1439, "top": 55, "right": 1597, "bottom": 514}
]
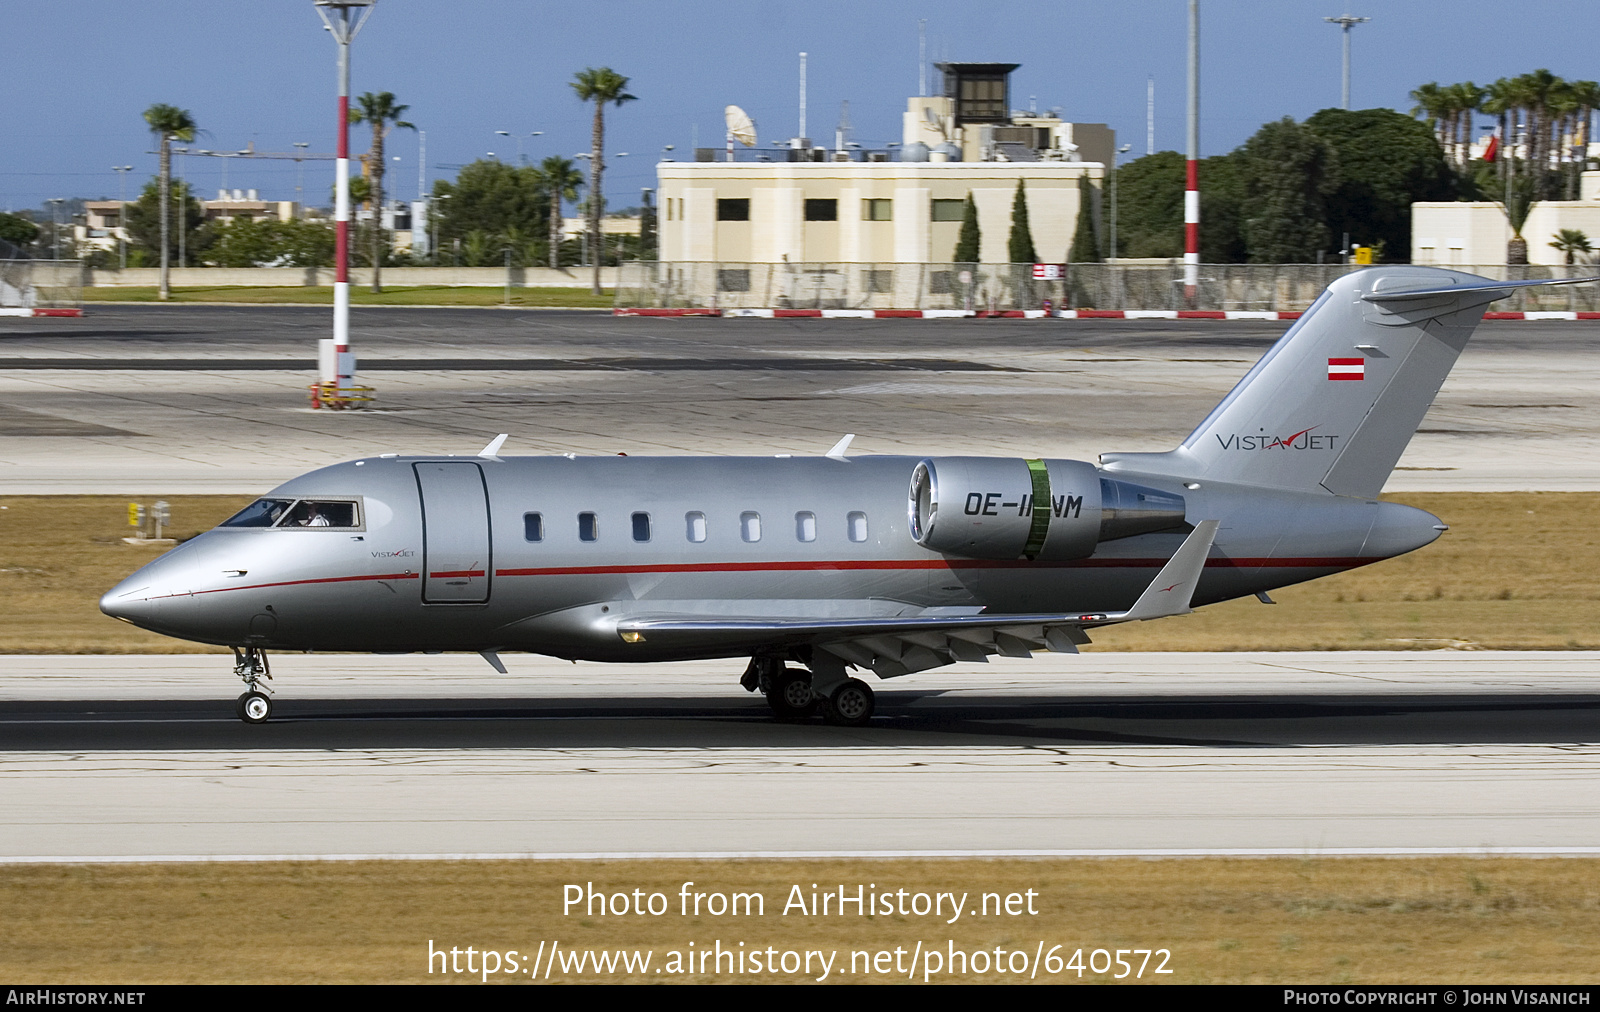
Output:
[
  {"left": 1323, "top": 11, "right": 1369, "bottom": 110},
  {"left": 1109, "top": 143, "right": 1132, "bottom": 262},
  {"left": 495, "top": 130, "right": 543, "bottom": 164},
  {"left": 46, "top": 199, "right": 64, "bottom": 260},
  {"left": 1109, "top": 143, "right": 1132, "bottom": 309},
  {"left": 313, "top": 0, "right": 376, "bottom": 398},
  {"left": 432, "top": 192, "right": 449, "bottom": 266},
  {"left": 112, "top": 166, "right": 133, "bottom": 269},
  {"left": 293, "top": 141, "right": 310, "bottom": 214}
]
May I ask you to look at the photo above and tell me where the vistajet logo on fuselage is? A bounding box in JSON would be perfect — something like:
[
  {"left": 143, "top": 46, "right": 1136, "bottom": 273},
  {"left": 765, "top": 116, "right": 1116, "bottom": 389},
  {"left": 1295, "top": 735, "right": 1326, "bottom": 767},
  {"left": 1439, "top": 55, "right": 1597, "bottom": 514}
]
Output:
[{"left": 1216, "top": 426, "right": 1341, "bottom": 451}]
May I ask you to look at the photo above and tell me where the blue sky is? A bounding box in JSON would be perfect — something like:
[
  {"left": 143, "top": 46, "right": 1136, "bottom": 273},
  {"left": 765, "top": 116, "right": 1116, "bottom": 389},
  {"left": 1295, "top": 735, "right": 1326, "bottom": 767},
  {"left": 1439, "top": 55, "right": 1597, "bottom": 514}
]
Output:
[{"left": 5, "top": 1, "right": 1596, "bottom": 212}]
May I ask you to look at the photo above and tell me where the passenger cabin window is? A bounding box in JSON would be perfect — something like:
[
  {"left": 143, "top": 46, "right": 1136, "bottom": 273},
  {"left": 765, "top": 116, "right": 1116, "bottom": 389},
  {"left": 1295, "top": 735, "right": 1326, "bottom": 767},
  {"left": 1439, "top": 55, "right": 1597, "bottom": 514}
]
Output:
[
  {"left": 578, "top": 512, "right": 598, "bottom": 542},
  {"left": 523, "top": 512, "right": 543, "bottom": 542},
  {"left": 741, "top": 511, "right": 762, "bottom": 542},
  {"left": 632, "top": 512, "right": 651, "bottom": 542},
  {"left": 686, "top": 511, "right": 707, "bottom": 543},
  {"left": 795, "top": 511, "right": 816, "bottom": 542},
  {"left": 847, "top": 511, "right": 868, "bottom": 542}
]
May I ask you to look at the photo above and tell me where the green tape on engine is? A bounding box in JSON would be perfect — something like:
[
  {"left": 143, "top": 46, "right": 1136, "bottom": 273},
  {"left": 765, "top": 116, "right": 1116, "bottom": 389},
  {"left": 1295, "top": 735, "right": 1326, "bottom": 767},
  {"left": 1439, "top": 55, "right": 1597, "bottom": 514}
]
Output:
[{"left": 1023, "top": 458, "right": 1052, "bottom": 560}]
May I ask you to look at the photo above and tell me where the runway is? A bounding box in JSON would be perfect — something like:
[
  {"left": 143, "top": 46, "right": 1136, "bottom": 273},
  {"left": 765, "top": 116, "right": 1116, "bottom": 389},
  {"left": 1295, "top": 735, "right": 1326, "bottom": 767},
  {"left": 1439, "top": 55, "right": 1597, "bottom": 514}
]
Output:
[
  {"left": 3, "top": 652, "right": 1597, "bottom": 860},
  {"left": 1, "top": 306, "right": 1597, "bottom": 492}
]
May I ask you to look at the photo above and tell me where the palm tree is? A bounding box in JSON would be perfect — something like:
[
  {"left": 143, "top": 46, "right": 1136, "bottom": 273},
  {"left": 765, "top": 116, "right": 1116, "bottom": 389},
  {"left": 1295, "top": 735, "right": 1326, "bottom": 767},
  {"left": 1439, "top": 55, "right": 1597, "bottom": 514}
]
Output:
[
  {"left": 1569, "top": 81, "right": 1600, "bottom": 198},
  {"left": 1550, "top": 228, "right": 1592, "bottom": 265},
  {"left": 1409, "top": 82, "right": 1449, "bottom": 153},
  {"left": 570, "top": 67, "right": 637, "bottom": 293},
  {"left": 142, "top": 104, "right": 196, "bottom": 301},
  {"left": 536, "top": 155, "right": 584, "bottom": 270},
  {"left": 1500, "top": 174, "right": 1536, "bottom": 265},
  {"left": 1481, "top": 78, "right": 1519, "bottom": 192},
  {"left": 349, "top": 92, "right": 415, "bottom": 292},
  {"left": 1450, "top": 81, "right": 1485, "bottom": 167},
  {"left": 1518, "top": 69, "right": 1562, "bottom": 197}
]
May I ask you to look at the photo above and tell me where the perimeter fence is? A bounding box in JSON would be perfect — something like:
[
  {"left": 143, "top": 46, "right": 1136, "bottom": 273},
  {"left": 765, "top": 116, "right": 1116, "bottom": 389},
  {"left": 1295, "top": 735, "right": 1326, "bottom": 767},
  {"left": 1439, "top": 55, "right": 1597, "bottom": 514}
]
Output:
[
  {"left": 615, "top": 262, "right": 1600, "bottom": 313},
  {"left": 0, "top": 259, "right": 84, "bottom": 309}
]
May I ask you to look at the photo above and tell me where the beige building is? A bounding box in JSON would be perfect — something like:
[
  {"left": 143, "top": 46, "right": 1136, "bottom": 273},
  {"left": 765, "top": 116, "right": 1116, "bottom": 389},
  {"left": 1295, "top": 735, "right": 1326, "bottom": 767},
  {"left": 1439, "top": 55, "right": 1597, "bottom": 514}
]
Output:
[
  {"left": 657, "top": 160, "right": 1101, "bottom": 264},
  {"left": 657, "top": 62, "right": 1109, "bottom": 266}
]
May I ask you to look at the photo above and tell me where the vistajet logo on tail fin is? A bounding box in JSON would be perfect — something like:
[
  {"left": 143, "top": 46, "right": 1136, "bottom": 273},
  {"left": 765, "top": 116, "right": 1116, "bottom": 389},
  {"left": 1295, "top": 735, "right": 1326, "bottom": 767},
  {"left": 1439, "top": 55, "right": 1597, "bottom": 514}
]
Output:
[{"left": 1217, "top": 426, "right": 1341, "bottom": 451}]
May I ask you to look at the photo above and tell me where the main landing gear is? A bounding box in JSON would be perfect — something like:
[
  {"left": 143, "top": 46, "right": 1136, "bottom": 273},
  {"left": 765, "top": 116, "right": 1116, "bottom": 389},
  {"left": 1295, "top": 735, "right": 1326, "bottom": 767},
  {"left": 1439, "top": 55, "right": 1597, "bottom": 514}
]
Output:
[
  {"left": 742, "top": 655, "right": 876, "bottom": 727},
  {"left": 232, "top": 646, "right": 273, "bottom": 724}
]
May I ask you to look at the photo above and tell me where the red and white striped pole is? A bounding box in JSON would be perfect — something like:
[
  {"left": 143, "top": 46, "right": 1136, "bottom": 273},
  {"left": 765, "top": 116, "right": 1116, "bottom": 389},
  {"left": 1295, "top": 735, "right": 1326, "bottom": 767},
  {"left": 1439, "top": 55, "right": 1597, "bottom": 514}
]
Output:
[
  {"left": 334, "top": 32, "right": 351, "bottom": 387},
  {"left": 315, "top": 1, "right": 373, "bottom": 396},
  {"left": 1184, "top": 0, "right": 1200, "bottom": 307}
]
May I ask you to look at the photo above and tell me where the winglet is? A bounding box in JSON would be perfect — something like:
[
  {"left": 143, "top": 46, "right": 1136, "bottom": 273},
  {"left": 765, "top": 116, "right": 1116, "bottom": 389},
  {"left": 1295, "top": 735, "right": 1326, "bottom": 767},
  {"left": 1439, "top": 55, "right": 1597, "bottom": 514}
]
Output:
[
  {"left": 1117, "top": 520, "right": 1220, "bottom": 622},
  {"left": 826, "top": 433, "right": 855, "bottom": 460},
  {"left": 478, "top": 434, "right": 509, "bottom": 459}
]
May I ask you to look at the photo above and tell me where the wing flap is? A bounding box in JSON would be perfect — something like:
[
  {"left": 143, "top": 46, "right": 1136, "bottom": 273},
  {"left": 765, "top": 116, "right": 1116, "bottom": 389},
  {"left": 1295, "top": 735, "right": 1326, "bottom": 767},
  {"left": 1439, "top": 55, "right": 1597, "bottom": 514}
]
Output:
[{"left": 613, "top": 522, "right": 1221, "bottom": 676}]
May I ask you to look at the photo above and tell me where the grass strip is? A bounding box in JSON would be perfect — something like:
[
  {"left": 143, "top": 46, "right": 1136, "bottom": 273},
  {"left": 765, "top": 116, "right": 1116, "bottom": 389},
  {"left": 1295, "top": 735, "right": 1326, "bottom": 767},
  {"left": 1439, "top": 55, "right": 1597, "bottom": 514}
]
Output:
[{"left": 2, "top": 857, "right": 1596, "bottom": 983}]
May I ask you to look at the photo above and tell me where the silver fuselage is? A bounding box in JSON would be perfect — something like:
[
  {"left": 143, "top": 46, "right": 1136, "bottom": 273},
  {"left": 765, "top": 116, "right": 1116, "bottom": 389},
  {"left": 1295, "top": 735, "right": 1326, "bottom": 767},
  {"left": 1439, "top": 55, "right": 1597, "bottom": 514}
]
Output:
[{"left": 101, "top": 453, "right": 1440, "bottom": 662}]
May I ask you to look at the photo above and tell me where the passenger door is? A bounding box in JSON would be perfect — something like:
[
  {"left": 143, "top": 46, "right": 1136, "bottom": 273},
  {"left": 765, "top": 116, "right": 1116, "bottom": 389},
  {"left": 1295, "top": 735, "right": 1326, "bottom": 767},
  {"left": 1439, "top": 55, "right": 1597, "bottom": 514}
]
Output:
[{"left": 414, "top": 461, "right": 492, "bottom": 604}]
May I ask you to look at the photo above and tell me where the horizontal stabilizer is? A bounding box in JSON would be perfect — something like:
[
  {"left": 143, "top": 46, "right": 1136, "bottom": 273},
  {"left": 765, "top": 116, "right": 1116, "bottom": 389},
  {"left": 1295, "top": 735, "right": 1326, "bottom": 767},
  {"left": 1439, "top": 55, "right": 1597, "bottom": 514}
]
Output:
[{"left": 1362, "top": 275, "right": 1600, "bottom": 302}]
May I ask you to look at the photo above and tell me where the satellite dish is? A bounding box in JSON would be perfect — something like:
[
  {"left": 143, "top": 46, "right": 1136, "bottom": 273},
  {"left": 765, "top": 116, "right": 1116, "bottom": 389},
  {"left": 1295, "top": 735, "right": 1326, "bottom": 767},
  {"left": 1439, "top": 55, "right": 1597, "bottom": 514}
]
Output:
[
  {"left": 922, "top": 106, "right": 946, "bottom": 137},
  {"left": 725, "top": 105, "right": 757, "bottom": 147}
]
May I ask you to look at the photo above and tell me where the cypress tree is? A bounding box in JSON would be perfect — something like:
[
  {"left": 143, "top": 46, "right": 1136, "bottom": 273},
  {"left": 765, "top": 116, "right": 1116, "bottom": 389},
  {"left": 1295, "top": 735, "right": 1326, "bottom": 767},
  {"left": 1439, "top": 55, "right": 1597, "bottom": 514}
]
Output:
[
  {"left": 952, "top": 192, "right": 980, "bottom": 263},
  {"left": 1069, "top": 174, "right": 1102, "bottom": 262},
  {"left": 1007, "top": 180, "right": 1038, "bottom": 263}
]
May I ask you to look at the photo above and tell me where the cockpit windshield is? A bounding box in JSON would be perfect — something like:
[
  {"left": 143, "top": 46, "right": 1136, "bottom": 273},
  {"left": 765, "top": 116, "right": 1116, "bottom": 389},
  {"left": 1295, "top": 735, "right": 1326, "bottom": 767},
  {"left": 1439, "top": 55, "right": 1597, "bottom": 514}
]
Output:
[
  {"left": 221, "top": 499, "right": 295, "bottom": 528},
  {"left": 219, "top": 498, "right": 362, "bottom": 529}
]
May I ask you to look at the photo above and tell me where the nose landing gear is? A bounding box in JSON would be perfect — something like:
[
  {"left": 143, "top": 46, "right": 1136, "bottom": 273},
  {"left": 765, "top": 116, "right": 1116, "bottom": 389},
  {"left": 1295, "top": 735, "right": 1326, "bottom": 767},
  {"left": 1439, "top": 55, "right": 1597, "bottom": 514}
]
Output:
[{"left": 232, "top": 646, "right": 273, "bottom": 724}]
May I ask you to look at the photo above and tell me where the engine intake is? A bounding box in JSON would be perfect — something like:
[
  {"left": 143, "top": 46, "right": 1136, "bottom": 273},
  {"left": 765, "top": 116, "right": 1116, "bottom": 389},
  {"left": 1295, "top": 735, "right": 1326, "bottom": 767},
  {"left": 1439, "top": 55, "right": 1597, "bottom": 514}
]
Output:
[{"left": 909, "top": 457, "right": 1186, "bottom": 561}]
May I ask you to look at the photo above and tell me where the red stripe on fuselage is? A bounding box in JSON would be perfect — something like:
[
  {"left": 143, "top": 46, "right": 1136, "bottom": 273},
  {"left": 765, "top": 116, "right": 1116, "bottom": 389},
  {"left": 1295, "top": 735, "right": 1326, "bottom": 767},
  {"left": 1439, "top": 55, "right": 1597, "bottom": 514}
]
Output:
[
  {"left": 492, "top": 556, "right": 1375, "bottom": 577},
  {"left": 149, "top": 557, "right": 1378, "bottom": 602},
  {"left": 149, "top": 571, "right": 420, "bottom": 601}
]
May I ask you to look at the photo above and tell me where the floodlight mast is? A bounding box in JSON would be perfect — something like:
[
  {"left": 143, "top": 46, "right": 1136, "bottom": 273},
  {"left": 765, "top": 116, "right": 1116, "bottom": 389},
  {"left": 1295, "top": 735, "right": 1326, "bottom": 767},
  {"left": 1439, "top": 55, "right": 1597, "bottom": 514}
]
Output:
[
  {"left": 1323, "top": 12, "right": 1369, "bottom": 111},
  {"left": 314, "top": 0, "right": 375, "bottom": 393}
]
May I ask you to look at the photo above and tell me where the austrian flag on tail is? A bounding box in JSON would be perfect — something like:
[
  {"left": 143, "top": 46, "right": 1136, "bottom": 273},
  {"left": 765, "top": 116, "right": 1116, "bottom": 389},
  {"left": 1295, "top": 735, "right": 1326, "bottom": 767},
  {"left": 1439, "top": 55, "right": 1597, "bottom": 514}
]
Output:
[{"left": 1327, "top": 357, "right": 1364, "bottom": 381}]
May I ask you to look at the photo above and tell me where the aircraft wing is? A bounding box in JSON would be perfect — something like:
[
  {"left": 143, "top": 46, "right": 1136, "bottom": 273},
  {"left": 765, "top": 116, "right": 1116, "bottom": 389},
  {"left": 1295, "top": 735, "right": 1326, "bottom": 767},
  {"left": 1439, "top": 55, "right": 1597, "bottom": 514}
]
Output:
[{"left": 617, "top": 521, "right": 1220, "bottom": 677}]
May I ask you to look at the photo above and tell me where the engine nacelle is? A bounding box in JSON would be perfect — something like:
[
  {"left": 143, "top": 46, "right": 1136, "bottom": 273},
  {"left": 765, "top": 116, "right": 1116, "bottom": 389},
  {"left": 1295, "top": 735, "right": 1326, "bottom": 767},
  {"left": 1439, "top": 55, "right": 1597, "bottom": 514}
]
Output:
[{"left": 908, "top": 457, "right": 1186, "bottom": 561}]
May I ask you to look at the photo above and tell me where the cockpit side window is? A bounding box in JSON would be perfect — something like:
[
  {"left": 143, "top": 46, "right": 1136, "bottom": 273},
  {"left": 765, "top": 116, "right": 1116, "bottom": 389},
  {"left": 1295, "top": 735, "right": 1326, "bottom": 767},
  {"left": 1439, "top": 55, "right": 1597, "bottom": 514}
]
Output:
[
  {"left": 280, "top": 500, "right": 362, "bottom": 529},
  {"left": 221, "top": 499, "right": 295, "bottom": 528}
]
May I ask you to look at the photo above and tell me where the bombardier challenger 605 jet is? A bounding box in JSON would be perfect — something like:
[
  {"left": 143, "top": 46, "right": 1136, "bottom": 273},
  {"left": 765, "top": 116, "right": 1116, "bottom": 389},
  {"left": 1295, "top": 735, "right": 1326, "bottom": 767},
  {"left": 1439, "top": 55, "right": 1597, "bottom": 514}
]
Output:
[{"left": 101, "top": 267, "right": 1587, "bottom": 726}]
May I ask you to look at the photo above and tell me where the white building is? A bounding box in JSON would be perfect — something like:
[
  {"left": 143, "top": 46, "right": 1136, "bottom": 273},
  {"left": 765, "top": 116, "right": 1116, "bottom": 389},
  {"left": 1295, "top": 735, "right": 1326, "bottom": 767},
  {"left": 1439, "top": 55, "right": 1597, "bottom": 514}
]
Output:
[{"left": 1413, "top": 171, "right": 1600, "bottom": 266}]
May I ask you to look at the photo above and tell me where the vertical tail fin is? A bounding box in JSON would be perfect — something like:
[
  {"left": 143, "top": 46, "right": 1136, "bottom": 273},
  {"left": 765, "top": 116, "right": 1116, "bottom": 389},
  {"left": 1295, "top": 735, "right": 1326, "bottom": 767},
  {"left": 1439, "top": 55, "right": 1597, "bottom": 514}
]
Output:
[{"left": 1100, "top": 267, "right": 1594, "bottom": 497}]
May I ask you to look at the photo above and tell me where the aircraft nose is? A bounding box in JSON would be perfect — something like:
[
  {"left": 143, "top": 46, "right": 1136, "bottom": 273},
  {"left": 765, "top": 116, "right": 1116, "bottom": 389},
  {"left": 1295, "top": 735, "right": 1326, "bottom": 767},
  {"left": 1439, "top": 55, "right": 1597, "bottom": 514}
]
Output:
[{"left": 100, "top": 579, "right": 157, "bottom": 624}]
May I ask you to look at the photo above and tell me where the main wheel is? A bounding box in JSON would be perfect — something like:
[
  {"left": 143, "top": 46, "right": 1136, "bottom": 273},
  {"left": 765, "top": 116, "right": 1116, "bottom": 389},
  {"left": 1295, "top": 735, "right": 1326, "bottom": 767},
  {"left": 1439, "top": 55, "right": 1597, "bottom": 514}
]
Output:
[
  {"left": 238, "top": 691, "right": 272, "bottom": 724},
  {"left": 823, "top": 678, "right": 875, "bottom": 727},
  {"left": 766, "top": 668, "right": 817, "bottom": 721}
]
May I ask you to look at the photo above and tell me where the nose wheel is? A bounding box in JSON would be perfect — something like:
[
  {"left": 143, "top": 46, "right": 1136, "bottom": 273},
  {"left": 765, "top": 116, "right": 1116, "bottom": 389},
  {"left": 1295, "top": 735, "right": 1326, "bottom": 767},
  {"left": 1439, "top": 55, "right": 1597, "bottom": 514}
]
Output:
[
  {"left": 231, "top": 646, "right": 273, "bottom": 724},
  {"left": 236, "top": 691, "right": 273, "bottom": 723}
]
